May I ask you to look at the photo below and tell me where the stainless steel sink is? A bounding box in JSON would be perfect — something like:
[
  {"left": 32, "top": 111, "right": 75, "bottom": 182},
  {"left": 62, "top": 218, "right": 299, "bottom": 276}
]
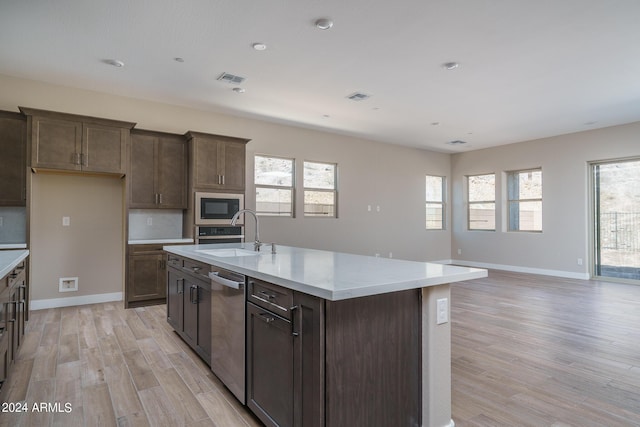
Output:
[{"left": 196, "top": 248, "right": 259, "bottom": 257}]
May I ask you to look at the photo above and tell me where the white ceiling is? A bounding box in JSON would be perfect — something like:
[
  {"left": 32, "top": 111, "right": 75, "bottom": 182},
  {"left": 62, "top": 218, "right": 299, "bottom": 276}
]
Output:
[{"left": 2, "top": 0, "right": 640, "bottom": 153}]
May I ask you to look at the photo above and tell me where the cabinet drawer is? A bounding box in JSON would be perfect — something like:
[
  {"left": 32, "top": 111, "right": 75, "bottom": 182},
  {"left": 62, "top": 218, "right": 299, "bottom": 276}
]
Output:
[
  {"left": 183, "top": 259, "right": 211, "bottom": 281},
  {"left": 166, "top": 253, "right": 183, "bottom": 268},
  {"left": 130, "top": 244, "right": 164, "bottom": 254},
  {"left": 7, "top": 261, "right": 26, "bottom": 288},
  {"left": 248, "top": 278, "right": 293, "bottom": 320}
]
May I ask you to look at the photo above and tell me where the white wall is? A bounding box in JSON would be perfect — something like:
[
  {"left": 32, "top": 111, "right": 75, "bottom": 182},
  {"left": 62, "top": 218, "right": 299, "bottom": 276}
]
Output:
[{"left": 451, "top": 122, "right": 640, "bottom": 278}]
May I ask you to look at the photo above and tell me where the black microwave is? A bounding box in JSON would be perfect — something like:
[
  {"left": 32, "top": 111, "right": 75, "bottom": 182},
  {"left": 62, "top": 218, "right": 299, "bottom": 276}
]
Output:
[{"left": 195, "top": 192, "right": 244, "bottom": 225}]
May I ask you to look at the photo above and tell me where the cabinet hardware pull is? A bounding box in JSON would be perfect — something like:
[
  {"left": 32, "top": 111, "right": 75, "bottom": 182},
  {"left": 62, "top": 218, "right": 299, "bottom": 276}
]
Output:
[
  {"left": 290, "top": 305, "right": 299, "bottom": 337},
  {"left": 258, "top": 290, "right": 274, "bottom": 300},
  {"left": 82, "top": 152, "right": 88, "bottom": 167},
  {"left": 259, "top": 313, "right": 275, "bottom": 324},
  {"left": 190, "top": 285, "right": 199, "bottom": 304},
  {"left": 159, "top": 193, "right": 163, "bottom": 204},
  {"left": 221, "top": 175, "right": 225, "bottom": 185}
]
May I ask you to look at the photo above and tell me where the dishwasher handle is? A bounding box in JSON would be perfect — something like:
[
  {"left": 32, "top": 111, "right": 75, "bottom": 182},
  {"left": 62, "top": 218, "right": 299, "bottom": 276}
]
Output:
[{"left": 209, "top": 271, "right": 245, "bottom": 290}]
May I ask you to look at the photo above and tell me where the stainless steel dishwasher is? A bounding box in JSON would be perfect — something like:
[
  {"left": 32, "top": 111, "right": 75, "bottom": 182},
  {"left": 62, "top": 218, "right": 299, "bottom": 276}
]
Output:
[{"left": 208, "top": 266, "right": 246, "bottom": 404}]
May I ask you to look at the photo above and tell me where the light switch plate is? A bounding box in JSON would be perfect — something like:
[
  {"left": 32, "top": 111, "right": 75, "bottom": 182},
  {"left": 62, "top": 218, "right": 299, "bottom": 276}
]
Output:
[{"left": 62, "top": 216, "right": 70, "bottom": 226}]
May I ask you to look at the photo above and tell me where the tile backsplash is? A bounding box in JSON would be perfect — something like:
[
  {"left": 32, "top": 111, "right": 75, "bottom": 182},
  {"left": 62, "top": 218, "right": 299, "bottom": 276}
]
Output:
[
  {"left": 0, "top": 207, "right": 27, "bottom": 244},
  {"left": 129, "top": 209, "right": 184, "bottom": 240}
]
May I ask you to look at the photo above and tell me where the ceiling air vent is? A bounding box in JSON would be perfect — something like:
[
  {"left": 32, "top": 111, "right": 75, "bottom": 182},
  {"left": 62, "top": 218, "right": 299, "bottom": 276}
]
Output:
[
  {"left": 217, "top": 72, "right": 246, "bottom": 84},
  {"left": 447, "top": 140, "right": 468, "bottom": 145},
  {"left": 346, "top": 92, "right": 371, "bottom": 101}
]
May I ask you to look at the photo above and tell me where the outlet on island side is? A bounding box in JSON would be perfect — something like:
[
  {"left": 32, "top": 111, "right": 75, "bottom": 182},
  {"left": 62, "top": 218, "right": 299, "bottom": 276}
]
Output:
[{"left": 436, "top": 298, "right": 448, "bottom": 325}]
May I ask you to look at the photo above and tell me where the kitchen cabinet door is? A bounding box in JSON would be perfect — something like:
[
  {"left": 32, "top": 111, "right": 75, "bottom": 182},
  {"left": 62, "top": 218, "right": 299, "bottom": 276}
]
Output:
[
  {"left": 0, "top": 112, "right": 26, "bottom": 206},
  {"left": 182, "top": 278, "right": 212, "bottom": 364},
  {"left": 129, "top": 132, "right": 157, "bottom": 207},
  {"left": 129, "top": 131, "right": 187, "bottom": 209},
  {"left": 166, "top": 267, "right": 184, "bottom": 332},
  {"left": 156, "top": 135, "right": 187, "bottom": 208},
  {"left": 82, "top": 122, "right": 128, "bottom": 174},
  {"left": 195, "top": 284, "right": 211, "bottom": 364},
  {"left": 128, "top": 253, "right": 166, "bottom": 303},
  {"left": 187, "top": 131, "right": 249, "bottom": 191},
  {"left": 247, "top": 302, "right": 294, "bottom": 427},
  {"left": 29, "top": 115, "right": 83, "bottom": 171}
]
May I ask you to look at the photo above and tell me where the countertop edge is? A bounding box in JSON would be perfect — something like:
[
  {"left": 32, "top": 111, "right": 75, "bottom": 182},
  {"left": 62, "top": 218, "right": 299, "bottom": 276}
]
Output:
[
  {"left": 0, "top": 249, "right": 30, "bottom": 279},
  {"left": 163, "top": 245, "right": 488, "bottom": 301}
]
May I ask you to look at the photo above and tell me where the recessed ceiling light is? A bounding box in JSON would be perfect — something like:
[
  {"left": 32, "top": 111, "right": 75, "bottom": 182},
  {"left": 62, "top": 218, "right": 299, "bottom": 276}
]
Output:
[
  {"left": 442, "top": 62, "right": 459, "bottom": 70},
  {"left": 322, "top": 114, "right": 331, "bottom": 118},
  {"left": 252, "top": 43, "right": 267, "bottom": 51},
  {"left": 431, "top": 122, "right": 440, "bottom": 126},
  {"left": 104, "top": 59, "right": 125, "bottom": 68},
  {"left": 446, "top": 140, "right": 467, "bottom": 145},
  {"left": 584, "top": 121, "right": 597, "bottom": 125},
  {"left": 315, "top": 18, "right": 334, "bottom": 30},
  {"left": 174, "top": 57, "right": 185, "bottom": 63},
  {"left": 232, "top": 87, "right": 246, "bottom": 93}
]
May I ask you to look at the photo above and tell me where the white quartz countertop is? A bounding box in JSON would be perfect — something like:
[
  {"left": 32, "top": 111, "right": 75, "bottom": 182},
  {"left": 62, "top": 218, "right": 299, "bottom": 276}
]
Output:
[
  {"left": 0, "top": 249, "right": 29, "bottom": 279},
  {"left": 164, "top": 243, "right": 487, "bottom": 301},
  {"left": 129, "top": 238, "right": 194, "bottom": 245}
]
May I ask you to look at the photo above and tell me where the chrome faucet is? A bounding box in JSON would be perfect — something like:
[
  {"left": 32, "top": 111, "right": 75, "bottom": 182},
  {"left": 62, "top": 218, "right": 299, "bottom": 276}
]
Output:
[{"left": 231, "top": 209, "right": 261, "bottom": 251}]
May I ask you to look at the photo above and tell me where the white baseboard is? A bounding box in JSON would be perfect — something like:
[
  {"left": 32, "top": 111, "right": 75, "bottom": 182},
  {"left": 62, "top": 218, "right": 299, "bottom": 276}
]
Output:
[
  {"left": 31, "top": 292, "right": 123, "bottom": 310},
  {"left": 447, "top": 259, "right": 590, "bottom": 280}
]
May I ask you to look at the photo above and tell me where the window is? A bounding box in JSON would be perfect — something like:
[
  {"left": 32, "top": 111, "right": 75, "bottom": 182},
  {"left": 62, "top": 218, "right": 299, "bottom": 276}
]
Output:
[
  {"left": 425, "top": 175, "right": 445, "bottom": 230},
  {"left": 303, "top": 161, "right": 337, "bottom": 217},
  {"left": 254, "top": 155, "right": 294, "bottom": 216},
  {"left": 507, "top": 168, "right": 542, "bottom": 232},
  {"left": 467, "top": 173, "right": 496, "bottom": 230}
]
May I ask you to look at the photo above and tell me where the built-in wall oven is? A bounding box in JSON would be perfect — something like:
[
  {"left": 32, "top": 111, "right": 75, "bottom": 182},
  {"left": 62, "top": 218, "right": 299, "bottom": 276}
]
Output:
[
  {"left": 196, "top": 226, "right": 243, "bottom": 245},
  {"left": 195, "top": 192, "right": 244, "bottom": 225}
]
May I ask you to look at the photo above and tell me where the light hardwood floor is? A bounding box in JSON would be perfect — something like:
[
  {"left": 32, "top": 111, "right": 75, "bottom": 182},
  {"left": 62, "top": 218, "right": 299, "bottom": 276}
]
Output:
[
  {"left": 1, "top": 270, "right": 639, "bottom": 426},
  {"left": 451, "top": 270, "right": 640, "bottom": 427}
]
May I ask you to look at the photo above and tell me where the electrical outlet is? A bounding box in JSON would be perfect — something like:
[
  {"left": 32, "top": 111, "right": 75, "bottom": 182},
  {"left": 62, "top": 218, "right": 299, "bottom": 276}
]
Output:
[
  {"left": 457, "top": 248, "right": 462, "bottom": 255},
  {"left": 59, "top": 277, "right": 78, "bottom": 292},
  {"left": 389, "top": 252, "right": 393, "bottom": 258},
  {"left": 147, "top": 217, "right": 153, "bottom": 226},
  {"left": 577, "top": 258, "right": 583, "bottom": 266},
  {"left": 436, "top": 298, "right": 448, "bottom": 325},
  {"left": 62, "top": 216, "right": 70, "bottom": 226},
  {"left": 367, "top": 205, "right": 372, "bottom": 212}
]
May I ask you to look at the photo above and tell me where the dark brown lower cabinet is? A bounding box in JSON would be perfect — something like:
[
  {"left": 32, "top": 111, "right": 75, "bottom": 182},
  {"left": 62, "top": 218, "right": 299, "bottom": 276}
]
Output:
[
  {"left": 246, "top": 279, "right": 421, "bottom": 427},
  {"left": 166, "top": 258, "right": 211, "bottom": 365},
  {"left": 246, "top": 283, "right": 324, "bottom": 427},
  {"left": 126, "top": 244, "right": 167, "bottom": 308},
  {"left": 0, "top": 256, "right": 29, "bottom": 396}
]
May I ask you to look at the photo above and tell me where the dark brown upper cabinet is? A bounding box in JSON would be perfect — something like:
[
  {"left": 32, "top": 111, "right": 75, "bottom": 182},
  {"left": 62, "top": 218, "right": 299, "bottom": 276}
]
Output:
[
  {"left": 129, "top": 130, "right": 187, "bottom": 209},
  {"left": 0, "top": 111, "right": 26, "bottom": 206},
  {"left": 185, "top": 131, "right": 249, "bottom": 192},
  {"left": 20, "top": 107, "right": 135, "bottom": 175}
]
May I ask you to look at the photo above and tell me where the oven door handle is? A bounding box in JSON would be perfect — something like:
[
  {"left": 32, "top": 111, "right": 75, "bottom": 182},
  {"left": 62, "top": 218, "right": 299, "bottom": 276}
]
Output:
[{"left": 209, "top": 272, "right": 244, "bottom": 290}]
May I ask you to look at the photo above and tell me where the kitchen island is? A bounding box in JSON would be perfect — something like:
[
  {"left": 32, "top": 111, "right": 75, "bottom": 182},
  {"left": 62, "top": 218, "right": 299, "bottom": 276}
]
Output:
[{"left": 164, "top": 243, "right": 486, "bottom": 427}]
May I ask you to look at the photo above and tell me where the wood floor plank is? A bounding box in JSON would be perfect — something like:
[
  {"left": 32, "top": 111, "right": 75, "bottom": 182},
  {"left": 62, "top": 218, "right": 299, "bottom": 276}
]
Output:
[
  {"left": 104, "top": 359, "right": 149, "bottom": 426},
  {"left": 123, "top": 349, "right": 160, "bottom": 391},
  {"left": 154, "top": 367, "right": 209, "bottom": 424},
  {"left": 80, "top": 346, "right": 106, "bottom": 387},
  {"left": 82, "top": 383, "right": 118, "bottom": 426},
  {"left": 138, "top": 386, "right": 182, "bottom": 427},
  {"left": 54, "top": 360, "right": 84, "bottom": 427},
  {"left": 57, "top": 332, "right": 80, "bottom": 364}
]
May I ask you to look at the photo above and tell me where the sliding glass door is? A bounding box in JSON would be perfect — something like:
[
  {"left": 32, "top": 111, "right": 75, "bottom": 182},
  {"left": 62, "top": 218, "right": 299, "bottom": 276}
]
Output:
[{"left": 592, "top": 158, "right": 640, "bottom": 281}]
